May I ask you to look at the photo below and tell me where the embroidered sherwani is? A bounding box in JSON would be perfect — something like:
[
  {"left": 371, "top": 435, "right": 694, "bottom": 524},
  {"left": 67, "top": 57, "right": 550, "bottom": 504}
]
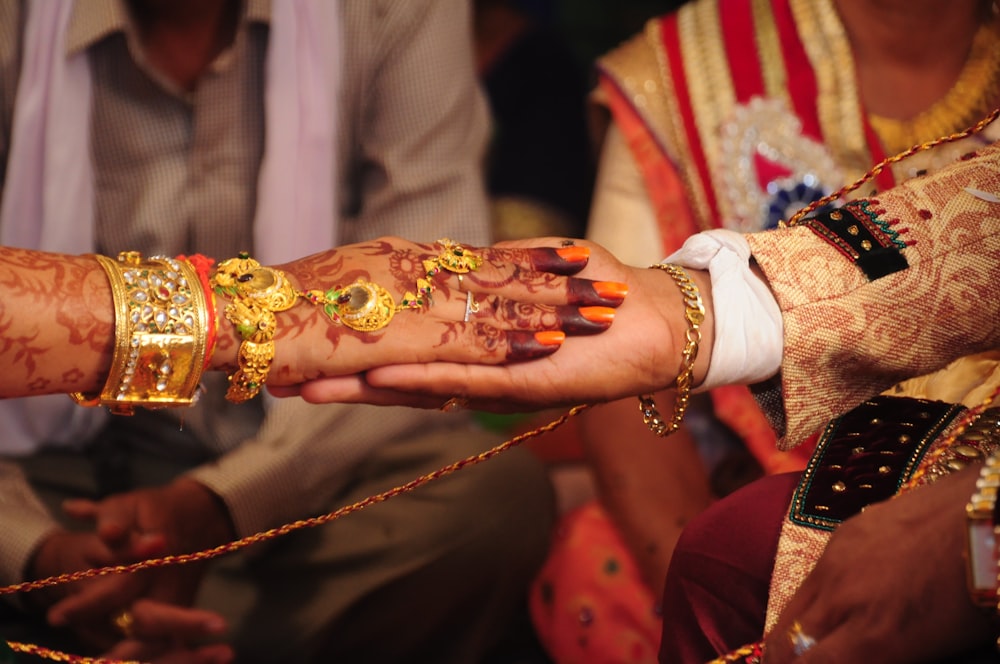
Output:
[
  {"left": 589, "top": 0, "right": 1000, "bottom": 471},
  {"left": 571, "top": 0, "right": 1000, "bottom": 660},
  {"left": 662, "top": 139, "right": 1000, "bottom": 663}
]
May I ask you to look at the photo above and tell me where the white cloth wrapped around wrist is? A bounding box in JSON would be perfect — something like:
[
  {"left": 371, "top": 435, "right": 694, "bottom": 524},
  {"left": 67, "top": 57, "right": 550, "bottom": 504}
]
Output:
[{"left": 664, "top": 229, "right": 783, "bottom": 391}]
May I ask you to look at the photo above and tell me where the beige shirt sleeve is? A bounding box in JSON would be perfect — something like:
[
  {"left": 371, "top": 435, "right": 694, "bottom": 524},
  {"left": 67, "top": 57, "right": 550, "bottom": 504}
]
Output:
[
  {"left": 335, "top": 0, "right": 492, "bottom": 247},
  {"left": 746, "top": 140, "right": 1000, "bottom": 447},
  {"left": 188, "top": 402, "right": 455, "bottom": 536},
  {"left": 0, "top": 462, "right": 58, "bottom": 587}
]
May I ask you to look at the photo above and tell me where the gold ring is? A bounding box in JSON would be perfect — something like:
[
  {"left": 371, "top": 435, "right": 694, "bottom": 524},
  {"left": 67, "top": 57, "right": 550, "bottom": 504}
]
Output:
[
  {"left": 463, "top": 291, "right": 480, "bottom": 322},
  {"left": 112, "top": 609, "right": 136, "bottom": 638},
  {"left": 440, "top": 397, "right": 469, "bottom": 412},
  {"left": 788, "top": 620, "right": 816, "bottom": 655}
]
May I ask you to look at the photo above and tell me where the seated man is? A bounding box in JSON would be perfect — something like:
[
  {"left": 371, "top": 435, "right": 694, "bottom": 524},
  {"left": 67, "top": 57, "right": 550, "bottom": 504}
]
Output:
[{"left": 0, "top": 1, "right": 557, "bottom": 661}]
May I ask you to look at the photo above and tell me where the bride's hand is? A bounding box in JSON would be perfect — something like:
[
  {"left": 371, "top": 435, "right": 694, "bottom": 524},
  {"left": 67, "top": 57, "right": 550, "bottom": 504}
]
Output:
[{"left": 215, "top": 236, "right": 627, "bottom": 386}]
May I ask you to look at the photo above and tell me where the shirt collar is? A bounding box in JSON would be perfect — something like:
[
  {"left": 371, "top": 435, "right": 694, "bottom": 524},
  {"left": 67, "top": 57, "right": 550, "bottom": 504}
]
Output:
[{"left": 64, "top": 0, "right": 272, "bottom": 56}]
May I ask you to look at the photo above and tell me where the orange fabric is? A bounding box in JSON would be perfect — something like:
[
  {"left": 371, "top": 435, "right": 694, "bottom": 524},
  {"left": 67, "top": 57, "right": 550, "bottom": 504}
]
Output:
[{"left": 530, "top": 502, "right": 661, "bottom": 664}]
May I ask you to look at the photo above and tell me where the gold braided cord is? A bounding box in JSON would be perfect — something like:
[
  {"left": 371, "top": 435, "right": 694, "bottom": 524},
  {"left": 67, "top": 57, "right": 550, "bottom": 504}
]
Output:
[
  {"left": 4, "top": 643, "right": 140, "bottom": 664},
  {"left": 0, "top": 405, "right": 591, "bottom": 601},
  {"left": 786, "top": 106, "right": 1000, "bottom": 227}
]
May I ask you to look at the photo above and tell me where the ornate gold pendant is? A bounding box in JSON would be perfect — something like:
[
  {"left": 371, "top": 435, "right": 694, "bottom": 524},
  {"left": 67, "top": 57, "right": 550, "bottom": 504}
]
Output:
[{"left": 304, "top": 278, "right": 397, "bottom": 332}]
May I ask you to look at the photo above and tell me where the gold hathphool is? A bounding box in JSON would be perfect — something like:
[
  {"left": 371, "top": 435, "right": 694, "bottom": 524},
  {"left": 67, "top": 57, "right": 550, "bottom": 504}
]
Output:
[
  {"left": 212, "top": 241, "right": 483, "bottom": 403},
  {"left": 71, "top": 252, "right": 210, "bottom": 415}
]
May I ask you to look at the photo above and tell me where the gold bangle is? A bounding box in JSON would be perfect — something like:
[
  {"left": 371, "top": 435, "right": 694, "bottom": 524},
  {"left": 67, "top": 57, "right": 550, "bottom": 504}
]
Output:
[
  {"left": 637, "top": 263, "right": 705, "bottom": 437},
  {"left": 70, "top": 252, "right": 209, "bottom": 414},
  {"left": 211, "top": 253, "right": 299, "bottom": 403}
]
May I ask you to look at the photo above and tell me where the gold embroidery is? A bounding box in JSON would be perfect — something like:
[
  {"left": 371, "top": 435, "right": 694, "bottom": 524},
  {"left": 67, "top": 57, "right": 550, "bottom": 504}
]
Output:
[
  {"left": 751, "top": 0, "right": 788, "bottom": 101},
  {"left": 646, "top": 18, "right": 715, "bottom": 228},
  {"left": 678, "top": 0, "right": 736, "bottom": 222},
  {"left": 868, "top": 22, "right": 1000, "bottom": 155},
  {"left": 790, "top": 0, "right": 870, "bottom": 180}
]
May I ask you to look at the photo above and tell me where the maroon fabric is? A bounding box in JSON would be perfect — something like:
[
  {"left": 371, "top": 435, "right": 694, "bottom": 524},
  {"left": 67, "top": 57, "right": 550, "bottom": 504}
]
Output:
[{"left": 658, "top": 472, "right": 801, "bottom": 663}]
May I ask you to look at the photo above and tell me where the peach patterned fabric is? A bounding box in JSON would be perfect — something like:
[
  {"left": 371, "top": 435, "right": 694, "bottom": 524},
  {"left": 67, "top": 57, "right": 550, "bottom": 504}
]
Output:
[{"left": 747, "top": 140, "right": 1000, "bottom": 450}]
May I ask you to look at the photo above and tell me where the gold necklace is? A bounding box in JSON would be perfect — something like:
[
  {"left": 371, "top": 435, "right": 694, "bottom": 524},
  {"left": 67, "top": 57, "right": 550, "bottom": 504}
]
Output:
[{"left": 869, "top": 22, "right": 1000, "bottom": 155}]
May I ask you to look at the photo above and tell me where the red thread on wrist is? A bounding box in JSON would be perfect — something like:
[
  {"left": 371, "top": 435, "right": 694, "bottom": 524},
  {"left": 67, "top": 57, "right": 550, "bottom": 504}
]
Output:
[{"left": 178, "top": 254, "right": 218, "bottom": 370}]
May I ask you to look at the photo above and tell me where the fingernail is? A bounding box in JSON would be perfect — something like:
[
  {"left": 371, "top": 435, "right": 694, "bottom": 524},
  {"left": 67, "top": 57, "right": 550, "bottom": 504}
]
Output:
[
  {"left": 535, "top": 331, "right": 566, "bottom": 346},
  {"left": 579, "top": 306, "right": 615, "bottom": 324},
  {"left": 593, "top": 281, "right": 629, "bottom": 300},
  {"left": 508, "top": 330, "right": 565, "bottom": 361},
  {"left": 555, "top": 246, "right": 590, "bottom": 262}
]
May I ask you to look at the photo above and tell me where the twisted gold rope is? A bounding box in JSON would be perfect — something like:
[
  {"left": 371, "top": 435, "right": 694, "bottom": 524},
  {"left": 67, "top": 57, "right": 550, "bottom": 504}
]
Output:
[{"left": 786, "top": 106, "right": 1000, "bottom": 227}]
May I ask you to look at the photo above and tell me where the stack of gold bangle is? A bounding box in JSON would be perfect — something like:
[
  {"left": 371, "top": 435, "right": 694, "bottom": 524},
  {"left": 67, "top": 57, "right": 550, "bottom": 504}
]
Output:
[{"left": 71, "top": 252, "right": 211, "bottom": 415}]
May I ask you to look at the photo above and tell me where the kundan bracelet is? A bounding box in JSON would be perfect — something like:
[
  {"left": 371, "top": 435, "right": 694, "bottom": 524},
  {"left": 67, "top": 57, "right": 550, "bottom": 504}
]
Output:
[
  {"left": 70, "top": 252, "right": 210, "bottom": 414},
  {"left": 638, "top": 263, "right": 705, "bottom": 437}
]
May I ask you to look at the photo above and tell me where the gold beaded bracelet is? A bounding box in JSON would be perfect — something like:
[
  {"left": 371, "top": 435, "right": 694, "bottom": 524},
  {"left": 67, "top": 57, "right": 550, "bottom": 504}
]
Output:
[
  {"left": 211, "top": 253, "right": 299, "bottom": 404},
  {"left": 70, "top": 252, "right": 210, "bottom": 415},
  {"left": 638, "top": 263, "right": 705, "bottom": 437}
]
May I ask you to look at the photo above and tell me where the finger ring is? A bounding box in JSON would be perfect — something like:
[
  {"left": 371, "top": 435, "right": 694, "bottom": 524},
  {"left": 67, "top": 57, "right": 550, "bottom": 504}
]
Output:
[
  {"left": 112, "top": 609, "right": 136, "bottom": 638},
  {"left": 463, "top": 291, "right": 480, "bottom": 322},
  {"left": 787, "top": 620, "right": 816, "bottom": 655},
  {"left": 424, "top": 238, "right": 484, "bottom": 274},
  {"left": 440, "top": 397, "right": 469, "bottom": 412}
]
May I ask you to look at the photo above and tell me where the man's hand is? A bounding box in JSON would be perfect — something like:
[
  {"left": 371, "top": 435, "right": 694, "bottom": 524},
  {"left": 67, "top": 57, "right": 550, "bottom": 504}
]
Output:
[
  {"left": 100, "top": 599, "right": 232, "bottom": 664},
  {"left": 763, "top": 466, "right": 995, "bottom": 663},
  {"left": 30, "top": 478, "right": 236, "bottom": 654}
]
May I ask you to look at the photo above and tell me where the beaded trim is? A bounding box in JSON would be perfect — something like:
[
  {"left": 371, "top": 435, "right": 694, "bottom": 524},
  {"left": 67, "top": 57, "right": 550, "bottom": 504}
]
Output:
[
  {"left": 789, "top": 396, "right": 965, "bottom": 531},
  {"left": 801, "top": 200, "right": 910, "bottom": 280}
]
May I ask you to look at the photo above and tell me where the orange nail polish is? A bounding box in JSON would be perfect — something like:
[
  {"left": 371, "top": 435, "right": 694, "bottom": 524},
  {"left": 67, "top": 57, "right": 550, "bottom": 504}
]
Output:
[
  {"left": 535, "top": 330, "right": 566, "bottom": 346},
  {"left": 579, "top": 306, "right": 616, "bottom": 324},
  {"left": 555, "top": 246, "right": 591, "bottom": 262},
  {"left": 593, "top": 281, "right": 629, "bottom": 299}
]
